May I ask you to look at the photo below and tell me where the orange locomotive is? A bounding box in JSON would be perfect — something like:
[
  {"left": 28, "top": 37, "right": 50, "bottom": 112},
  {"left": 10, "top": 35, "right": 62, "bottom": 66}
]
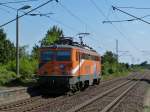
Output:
[{"left": 37, "top": 37, "right": 101, "bottom": 93}]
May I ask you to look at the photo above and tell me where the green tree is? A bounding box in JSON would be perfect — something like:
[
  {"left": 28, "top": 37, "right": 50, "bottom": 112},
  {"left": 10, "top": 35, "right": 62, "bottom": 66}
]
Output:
[
  {"left": 40, "top": 25, "right": 63, "bottom": 46},
  {"left": 102, "top": 51, "right": 117, "bottom": 64},
  {"left": 102, "top": 51, "right": 118, "bottom": 75},
  {"left": 102, "top": 51, "right": 130, "bottom": 75},
  {"left": 140, "top": 61, "right": 148, "bottom": 66},
  {"left": 19, "top": 45, "right": 29, "bottom": 58},
  {"left": 0, "top": 29, "right": 15, "bottom": 64},
  {"left": 31, "top": 25, "right": 63, "bottom": 59},
  {"left": 31, "top": 44, "right": 40, "bottom": 59}
]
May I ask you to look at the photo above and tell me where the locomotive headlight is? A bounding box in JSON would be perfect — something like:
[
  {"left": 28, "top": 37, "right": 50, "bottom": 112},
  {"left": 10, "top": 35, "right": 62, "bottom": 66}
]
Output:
[{"left": 60, "top": 64, "right": 65, "bottom": 69}]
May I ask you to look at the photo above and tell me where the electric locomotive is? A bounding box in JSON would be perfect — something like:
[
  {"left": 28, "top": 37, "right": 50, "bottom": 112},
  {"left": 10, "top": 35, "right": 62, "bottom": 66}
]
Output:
[{"left": 37, "top": 37, "right": 101, "bottom": 93}]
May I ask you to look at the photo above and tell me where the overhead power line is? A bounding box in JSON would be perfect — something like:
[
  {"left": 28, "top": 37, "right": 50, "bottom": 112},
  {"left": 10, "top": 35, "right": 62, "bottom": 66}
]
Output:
[
  {"left": 90, "top": 0, "right": 107, "bottom": 19},
  {"left": 46, "top": 16, "right": 80, "bottom": 33},
  {"left": 0, "top": 7, "right": 11, "bottom": 13},
  {"left": 58, "top": 1, "right": 107, "bottom": 49},
  {"left": 29, "top": 12, "right": 80, "bottom": 32},
  {"left": 103, "top": 14, "right": 150, "bottom": 23},
  {"left": 116, "top": 6, "right": 150, "bottom": 10},
  {"left": 103, "top": 19, "right": 134, "bottom": 23},
  {"left": 0, "top": 0, "right": 58, "bottom": 28},
  {"left": 112, "top": 6, "right": 150, "bottom": 25},
  {"left": 58, "top": 2, "right": 86, "bottom": 26},
  {"left": 89, "top": 0, "right": 140, "bottom": 52},
  {"left": 58, "top": 1, "right": 98, "bottom": 33},
  {"left": 0, "top": 0, "right": 39, "bottom": 5},
  {"left": 0, "top": 4, "right": 18, "bottom": 11}
]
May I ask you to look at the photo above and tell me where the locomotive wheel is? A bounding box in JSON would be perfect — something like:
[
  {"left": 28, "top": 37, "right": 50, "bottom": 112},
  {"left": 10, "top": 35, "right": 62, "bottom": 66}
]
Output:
[
  {"left": 72, "top": 84, "right": 77, "bottom": 92},
  {"left": 84, "top": 80, "right": 89, "bottom": 88},
  {"left": 95, "top": 78, "right": 100, "bottom": 85},
  {"left": 79, "top": 81, "right": 85, "bottom": 91},
  {"left": 76, "top": 82, "right": 80, "bottom": 91}
]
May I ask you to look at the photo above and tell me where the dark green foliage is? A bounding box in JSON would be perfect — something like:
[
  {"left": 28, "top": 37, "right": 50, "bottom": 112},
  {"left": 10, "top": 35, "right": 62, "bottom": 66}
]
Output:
[
  {"left": 134, "top": 61, "right": 150, "bottom": 69},
  {"left": 125, "top": 63, "right": 129, "bottom": 69},
  {"left": 102, "top": 51, "right": 117, "bottom": 75},
  {"left": 31, "top": 25, "right": 63, "bottom": 60},
  {"left": 31, "top": 44, "right": 40, "bottom": 59},
  {"left": 102, "top": 51, "right": 130, "bottom": 76},
  {"left": 0, "top": 65, "right": 16, "bottom": 85},
  {"left": 140, "top": 61, "right": 148, "bottom": 66},
  {"left": 40, "top": 25, "right": 63, "bottom": 46},
  {"left": 102, "top": 51, "right": 117, "bottom": 64},
  {"left": 19, "top": 45, "right": 29, "bottom": 58},
  {"left": 108, "top": 68, "right": 114, "bottom": 74},
  {"left": 0, "top": 26, "right": 64, "bottom": 86},
  {"left": 0, "top": 29, "right": 15, "bottom": 64},
  {"left": 7, "top": 57, "right": 38, "bottom": 79}
]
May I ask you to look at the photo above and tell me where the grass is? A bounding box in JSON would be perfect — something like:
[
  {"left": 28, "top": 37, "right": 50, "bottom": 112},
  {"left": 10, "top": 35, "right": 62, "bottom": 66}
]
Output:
[
  {"left": 102, "top": 70, "right": 130, "bottom": 81},
  {"left": 102, "top": 68, "right": 148, "bottom": 81}
]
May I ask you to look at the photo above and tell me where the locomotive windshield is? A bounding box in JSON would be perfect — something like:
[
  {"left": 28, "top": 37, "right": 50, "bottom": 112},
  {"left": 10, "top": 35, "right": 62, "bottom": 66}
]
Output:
[
  {"left": 40, "top": 50, "right": 71, "bottom": 62},
  {"left": 56, "top": 51, "right": 71, "bottom": 61},
  {"left": 40, "top": 51, "right": 54, "bottom": 62}
]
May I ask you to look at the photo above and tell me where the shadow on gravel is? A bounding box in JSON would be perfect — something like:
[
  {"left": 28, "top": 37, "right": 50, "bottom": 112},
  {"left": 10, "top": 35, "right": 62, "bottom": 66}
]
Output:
[
  {"left": 27, "top": 86, "right": 67, "bottom": 98},
  {"left": 129, "top": 78, "right": 150, "bottom": 84},
  {"left": 4, "top": 78, "right": 37, "bottom": 87},
  {"left": 27, "top": 86, "right": 41, "bottom": 97},
  {"left": 4, "top": 79, "right": 68, "bottom": 98},
  {"left": 139, "top": 79, "right": 150, "bottom": 84}
]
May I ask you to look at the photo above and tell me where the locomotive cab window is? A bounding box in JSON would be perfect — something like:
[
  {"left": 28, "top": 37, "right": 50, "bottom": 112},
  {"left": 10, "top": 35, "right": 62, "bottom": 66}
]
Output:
[
  {"left": 40, "top": 51, "right": 53, "bottom": 62},
  {"left": 56, "top": 50, "right": 71, "bottom": 61}
]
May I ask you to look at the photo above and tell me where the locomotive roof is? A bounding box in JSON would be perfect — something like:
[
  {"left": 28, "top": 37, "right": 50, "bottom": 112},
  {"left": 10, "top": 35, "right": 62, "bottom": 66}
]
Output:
[
  {"left": 40, "top": 37, "right": 100, "bottom": 56},
  {"left": 40, "top": 44, "right": 100, "bottom": 56}
]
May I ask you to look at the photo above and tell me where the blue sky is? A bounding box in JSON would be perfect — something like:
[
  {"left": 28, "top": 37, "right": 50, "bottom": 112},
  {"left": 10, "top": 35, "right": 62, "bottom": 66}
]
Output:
[{"left": 1, "top": 0, "right": 150, "bottom": 64}]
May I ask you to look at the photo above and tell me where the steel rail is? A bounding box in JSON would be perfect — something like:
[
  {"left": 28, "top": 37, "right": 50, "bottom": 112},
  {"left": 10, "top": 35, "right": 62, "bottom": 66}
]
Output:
[
  {"left": 0, "top": 78, "right": 124, "bottom": 111},
  {"left": 100, "top": 75, "right": 145, "bottom": 112},
  {"left": 66, "top": 80, "right": 131, "bottom": 112},
  {"left": 100, "top": 81, "right": 137, "bottom": 112},
  {"left": 67, "top": 74, "right": 144, "bottom": 112},
  {"left": 0, "top": 96, "right": 41, "bottom": 110},
  {"left": 0, "top": 73, "right": 140, "bottom": 112}
]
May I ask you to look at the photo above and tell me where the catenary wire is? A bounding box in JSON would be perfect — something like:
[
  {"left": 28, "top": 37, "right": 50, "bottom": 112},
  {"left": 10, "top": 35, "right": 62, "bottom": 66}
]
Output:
[
  {"left": 103, "top": 14, "right": 150, "bottom": 23},
  {"left": 116, "top": 6, "right": 150, "bottom": 10},
  {"left": 0, "top": 7, "right": 11, "bottom": 13},
  {"left": 58, "top": 1, "right": 108, "bottom": 50},
  {"left": 0, "top": 0, "right": 39, "bottom": 5},
  {"left": 89, "top": 0, "right": 141, "bottom": 52},
  {"left": 0, "top": 0, "right": 58, "bottom": 27},
  {"left": 112, "top": 6, "right": 150, "bottom": 25}
]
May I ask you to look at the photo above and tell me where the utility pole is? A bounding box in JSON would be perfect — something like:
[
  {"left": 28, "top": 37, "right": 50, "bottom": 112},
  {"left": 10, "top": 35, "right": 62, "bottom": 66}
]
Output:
[
  {"left": 16, "top": 5, "right": 31, "bottom": 77},
  {"left": 16, "top": 10, "right": 19, "bottom": 77},
  {"left": 116, "top": 39, "right": 119, "bottom": 62},
  {"left": 116, "top": 39, "right": 119, "bottom": 74}
]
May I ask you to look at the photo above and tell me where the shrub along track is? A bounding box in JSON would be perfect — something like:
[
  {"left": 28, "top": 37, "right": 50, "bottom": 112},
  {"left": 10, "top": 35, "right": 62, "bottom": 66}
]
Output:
[{"left": 0, "top": 72, "right": 142, "bottom": 112}]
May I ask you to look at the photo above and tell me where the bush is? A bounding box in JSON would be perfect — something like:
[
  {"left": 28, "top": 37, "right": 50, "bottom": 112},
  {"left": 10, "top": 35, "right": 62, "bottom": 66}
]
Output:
[
  {"left": 108, "top": 68, "right": 114, "bottom": 74},
  {"left": 0, "top": 65, "right": 16, "bottom": 85},
  {"left": 6, "top": 57, "right": 38, "bottom": 80}
]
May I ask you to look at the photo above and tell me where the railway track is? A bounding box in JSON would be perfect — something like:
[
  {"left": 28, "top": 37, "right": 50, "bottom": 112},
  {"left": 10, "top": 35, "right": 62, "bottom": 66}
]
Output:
[
  {"left": 0, "top": 95, "right": 66, "bottom": 112},
  {"left": 0, "top": 73, "right": 142, "bottom": 112},
  {"left": 67, "top": 75, "right": 144, "bottom": 112},
  {"left": 33, "top": 74, "right": 142, "bottom": 112}
]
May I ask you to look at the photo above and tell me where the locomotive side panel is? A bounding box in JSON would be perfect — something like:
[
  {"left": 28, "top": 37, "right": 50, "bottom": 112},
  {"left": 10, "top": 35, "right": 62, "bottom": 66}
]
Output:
[{"left": 69, "top": 48, "right": 101, "bottom": 86}]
